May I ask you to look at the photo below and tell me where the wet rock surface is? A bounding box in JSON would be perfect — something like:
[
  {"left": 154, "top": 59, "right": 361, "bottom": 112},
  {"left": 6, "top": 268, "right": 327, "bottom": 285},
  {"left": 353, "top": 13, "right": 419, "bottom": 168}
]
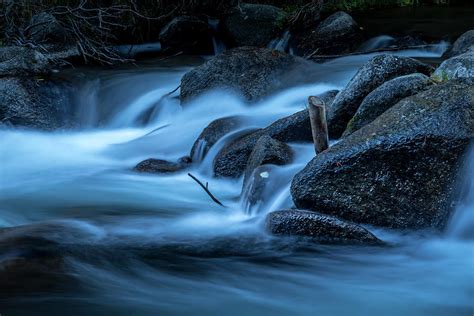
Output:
[
  {"left": 134, "top": 158, "right": 190, "bottom": 174},
  {"left": 180, "top": 47, "right": 314, "bottom": 103},
  {"left": 190, "top": 116, "right": 244, "bottom": 161},
  {"left": 433, "top": 51, "right": 474, "bottom": 80},
  {"left": 293, "top": 11, "right": 363, "bottom": 57},
  {"left": 159, "top": 16, "right": 213, "bottom": 55},
  {"left": 0, "top": 77, "right": 74, "bottom": 130},
  {"left": 292, "top": 79, "right": 474, "bottom": 230},
  {"left": 213, "top": 111, "right": 310, "bottom": 178},
  {"left": 343, "top": 73, "right": 433, "bottom": 136},
  {"left": 443, "top": 30, "right": 474, "bottom": 58},
  {"left": 213, "top": 90, "right": 338, "bottom": 178},
  {"left": 0, "top": 46, "right": 50, "bottom": 76},
  {"left": 221, "top": 3, "right": 286, "bottom": 47},
  {"left": 266, "top": 210, "right": 382, "bottom": 244},
  {"left": 243, "top": 135, "right": 293, "bottom": 185},
  {"left": 327, "top": 54, "right": 433, "bottom": 138}
]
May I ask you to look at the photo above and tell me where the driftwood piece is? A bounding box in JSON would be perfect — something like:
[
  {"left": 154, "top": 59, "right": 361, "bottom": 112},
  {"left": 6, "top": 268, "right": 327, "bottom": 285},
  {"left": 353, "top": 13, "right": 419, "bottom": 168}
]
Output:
[
  {"left": 188, "top": 173, "right": 225, "bottom": 207},
  {"left": 308, "top": 96, "right": 329, "bottom": 154}
]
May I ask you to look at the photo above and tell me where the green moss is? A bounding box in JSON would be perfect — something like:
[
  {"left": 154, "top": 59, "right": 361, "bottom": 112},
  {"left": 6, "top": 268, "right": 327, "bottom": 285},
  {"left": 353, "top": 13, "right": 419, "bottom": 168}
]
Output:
[
  {"left": 275, "top": 11, "right": 288, "bottom": 30},
  {"left": 431, "top": 70, "right": 449, "bottom": 83}
]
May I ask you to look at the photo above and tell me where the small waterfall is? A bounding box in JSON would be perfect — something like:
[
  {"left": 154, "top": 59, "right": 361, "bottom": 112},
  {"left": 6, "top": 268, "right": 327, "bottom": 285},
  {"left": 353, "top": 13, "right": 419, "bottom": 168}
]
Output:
[
  {"left": 208, "top": 18, "right": 226, "bottom": 55},
  {"left": 358, "top": 35, "right": 396, "bottom": 52},
  {"left": 115, "top": 42, "right": 162, "bottom": 58},
  {"left": 447, "top": 145, "right": 474, "bottom": 240},
  {"left": 268, "top": 30, "right": 292, "bottom": 53}
]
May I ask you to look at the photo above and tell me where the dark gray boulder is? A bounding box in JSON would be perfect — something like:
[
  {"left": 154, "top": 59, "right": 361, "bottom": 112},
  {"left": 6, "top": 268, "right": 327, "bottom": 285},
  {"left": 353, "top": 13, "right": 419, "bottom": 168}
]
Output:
[
  {"left": 293, "top": 11, "right": 363, "bottom": 57},
  {"left": 327, "top": 54, "right": 433, "bottom": 138},
  {"left": 180, "top": 47, "right": 314, "bottom": 103},
  {"left": 288, "top": 0, "right": 323, "bottom": 32},
  {"left": 159, "top": 16, "right": 213, "bottom": 55},
  {"left": 134, "top": 157, "right": 190, "bottom": 174},
  {"left": 213, "top": 90, "right": 338, "bottom": 177},
  {"left": 26, "top": 12, "right": 68, "bottom": 46},
  {"left": 213, "top": 111, "right": 310, "bottom": 178},
  {"left": 291, "top": 79, "right": 474, "bottom": 230},
  {"left": 243, "top": 135, "right": 293, "bottom": 186},
  {"left": 190, "top": 116, "right": 244, "bottom": 161},
  {"left": 0, "top": 77, "right": 74, "bottom": 130},
  {"left": 0, "top": 46, "right": 50, "bottom": 76},
  {"left": 266, "top": 210, "right": 381, "bottom": 244},
  {"left": 343, "top": 73, "right": 433, "bottom": 136},
  {"left": 433, "top": 52, "right": 474, "bottom": 80},
  {"left": 443, "top": 30, "right": 474, "bottom": 58},
  {"left": 221, "top": 3, "right": 286, "bottom": 47}
]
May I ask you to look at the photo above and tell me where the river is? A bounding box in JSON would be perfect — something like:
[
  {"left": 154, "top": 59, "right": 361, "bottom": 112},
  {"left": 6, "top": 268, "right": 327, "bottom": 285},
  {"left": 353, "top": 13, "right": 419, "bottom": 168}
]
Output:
[{"left": 0, "top": 41, "right": 472, "bottom": 316}]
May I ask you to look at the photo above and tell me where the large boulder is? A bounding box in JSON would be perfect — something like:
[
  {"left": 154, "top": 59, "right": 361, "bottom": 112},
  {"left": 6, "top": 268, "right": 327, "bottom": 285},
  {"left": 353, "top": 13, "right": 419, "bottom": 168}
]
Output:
[
  {"left": 327, "top": 54, "right": 433, "bottom": 138},
  {"left": 180, "top": 47, "right": 314, "bottom": 103},
  {"left": 213, "top": 111, "right": 310, "bottom": 178},
  {"left": 343, "top": 73, "right": 433, "bottom": 136},
  {"left": 291, "top": 79, "right": 474, "bottom": 230},
  {"left": 213, "top": 90, "right": 338, "bottom": 177},
  {"left": 443, "top": 30, "right": 474, "bottom": 58},
  {"left": 293, "top": 11, "right": 363, "bottom": 57},
  {"left": 0, "top": 77, "right": 74, "bottom": 130},
  {"left": 288, "top": 0, "right": 324, "bottom": 32},
  {"left": 221, "top": 3, "right": 286, "bottom": 47},
  {"left": 159, "top": 16, "right": 213, "bottom": 55},
  {"left": 266, "top": 210, "right": 381, "bottom": 244},
  {"left": 190, "top": 116, "right": 244, "bottom": 161},
  {"left": 25, "top": 12, "right": 68, "bottom": 46},
  {"left": 433, "top": 52, "right": 474, "bottom": 80},
  {"left": 0, "top": 46, "right": 50, "bottom": 76}
]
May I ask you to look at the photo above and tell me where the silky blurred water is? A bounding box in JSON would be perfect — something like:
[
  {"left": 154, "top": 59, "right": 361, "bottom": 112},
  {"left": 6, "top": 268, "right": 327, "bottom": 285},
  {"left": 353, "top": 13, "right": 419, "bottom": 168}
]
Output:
[{"left": 0, "top": 41, "right": 472, "bottom": 316}]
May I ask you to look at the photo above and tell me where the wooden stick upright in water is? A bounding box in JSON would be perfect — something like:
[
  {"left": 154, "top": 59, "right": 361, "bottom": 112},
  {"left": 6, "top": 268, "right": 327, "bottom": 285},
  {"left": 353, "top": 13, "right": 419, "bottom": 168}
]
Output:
[{"left": 308, "top": 96, "right": 329, "bottom": 154}]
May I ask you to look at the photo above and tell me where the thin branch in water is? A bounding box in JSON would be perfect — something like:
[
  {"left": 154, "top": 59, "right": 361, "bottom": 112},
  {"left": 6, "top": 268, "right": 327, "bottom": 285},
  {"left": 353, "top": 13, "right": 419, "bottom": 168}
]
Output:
[
  {"left": 188, "top": 173, "right": 226, "bottom": 207},
  {"left": 308, "top": 44, "right": 440, "bottom": 59}
]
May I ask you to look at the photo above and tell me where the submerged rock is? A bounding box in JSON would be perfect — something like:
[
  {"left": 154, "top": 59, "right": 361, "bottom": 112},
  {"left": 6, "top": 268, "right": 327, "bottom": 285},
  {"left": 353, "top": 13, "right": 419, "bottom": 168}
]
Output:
[
  {"left": 190, "top": 116, "right": 244, "bottom": 161},
  {"left": 292, "top": 79, "right": 474, "bottom": 230},
  {"left": 266, "top": 210, "right": 381, "bottom": 244},
  {"left": 180, "top": 47, "right": 313, "bottom": 103},
  {"left": 433, "top": 52, "right": 474, "bottom": 80},
  {"left": 221, "top": 3, "right": 286, "bottom": 47},
  {"left": 293, "top": 11, "right": 363, "bottom": 57},
  {"left": 0, "top": 223, "right": 82, "bottom": 299},
  {"left": 0, "top": 77, "right": 74, "bottom": 130},
  {"left": 159, "top": 16, "right": 213, "bottom": 55},
  {"left": 134, "top": 158, "right": 190, "bottom": 174},
  {"left": 327, "top": 54, "right": 433, "bottom": 138},
  {"left": 443, "top": 30, "right": 474, "bottom": 58},
  {"left": 343, "top": 73, "right": 433, "bottom": 136},
  {"left": 242, "top": 165, "right": 272, "bottom": 212}
]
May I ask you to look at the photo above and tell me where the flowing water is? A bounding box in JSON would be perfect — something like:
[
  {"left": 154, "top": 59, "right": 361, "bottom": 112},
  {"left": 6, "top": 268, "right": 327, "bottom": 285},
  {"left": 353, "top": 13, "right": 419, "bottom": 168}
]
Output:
[{"left": 0, "top": 42, "right": 472, "bottom": 316}]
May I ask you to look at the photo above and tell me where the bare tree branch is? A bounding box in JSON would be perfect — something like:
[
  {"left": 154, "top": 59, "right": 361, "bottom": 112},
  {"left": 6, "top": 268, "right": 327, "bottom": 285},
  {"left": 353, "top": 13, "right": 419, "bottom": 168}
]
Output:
[{"left": 188, "top": 173, "right": 226, "bottom": 207}]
